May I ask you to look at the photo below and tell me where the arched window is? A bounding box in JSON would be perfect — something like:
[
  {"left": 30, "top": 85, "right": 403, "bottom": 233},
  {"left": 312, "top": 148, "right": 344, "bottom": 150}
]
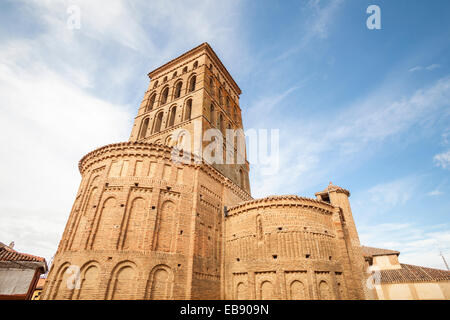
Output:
[
  {"left": 153, "top": 81, "right": 158, "bottom": 89},
  {"left": 218, "top": 89, "right": 223, "bottom": 105},
  {"left": 219, "top": 113, "right": 224, "bottom": 132},
  {"left": 226, "top": 96, "right": 230, "bottom": 109},
  {"left": 193, "top": 61, "right": 198, "bottom": 68},
  {"left": 239, "top": 168, "right": 245, "bottom": 189},
  {"left": 183, "top": 66, "right": 188, "bottom": 73},
  {"left": 140, "top": 118, "right": 149, "bottom": 139},
  {"left": 160, "top": 87, "right": 169, "bottom": 105},
  {"left": 147, "top": 94, "right": 156, "bottom": 111},
  {"left": 163, "top": 76, "right": 168, "bottom": 82},
  {"left": 165, "top": 135, "right": 172, "bottom": 146},
  {"left": 185, "top": 99, "right": 192, "bottom": 121},
  {"left": 172, "top": 72, "right": 177, "bottom": 78},
  {"left": 153, "top": 112, "right": 163, "bottom": 133},
  {"left": 168, "top": 107, "right": 176, "bottom": 127},
  {"left": 189, "top": 76, "right": 196, "bottom": 92},
  {"left": 210, "top": 104, "right": 215, "bottom": 125},
  {"left": 174, "top": 82, "right": 182, "bottom": 99}
]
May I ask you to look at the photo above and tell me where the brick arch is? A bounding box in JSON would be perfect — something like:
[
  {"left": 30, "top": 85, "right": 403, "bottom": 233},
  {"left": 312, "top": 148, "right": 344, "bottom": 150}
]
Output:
[
  {"left": 76, "top": 261, "right": 101, "bottom": 300},
  {"left": 49, "top": 262, "right": 72, "bottom": 300},
  {"left": 319, "top": 280, "right": 332, "bottom": 300},
  {"left": 152, "top": 111, "right": 164, "bottom": 134},
  {"left": 167, "top": 105, "right": 177, "bottom": 128},
  {"left": 160, "top": 85, "right": 170, "bottom": 105},
  {"left": 146, "top": 92, "right": 156, "bottom": 111},
  {"left": 290, "top": 280, "right": 306, "bottom": 300},
  {"left": 154, "top": 200, "right": 176, "bottom": 252},
  {"left": 70, "top": 188, "right": 98, "bottom": 250},
  {"left": 183, "top": 97, "right": 193, "bottom": 121},
  {"left": 256, "top": 214, "right": 263, "bottom": 241},
  {"left": 173, "top": 80, "right": 183, "bottom": 99},
  {"left": 122, "top": 197, "right": 146, "bottom": 250},
  {"left": 92, "top": 197, "right": 121, "bottom": 250},
  {"left": 139, "top": 117, "right": 150, "bottom": 139},
  {"left": 187, "top": 73, "right": 197, "bottom": 93},
  {"left": 260, "top": 280, "right": 274, "bottom": 300},
  {"left": 106, "top": 261, "right": 137, "bottom": 300},
  {"left": 145, "top": 264, "right": 173, "bottom": 300},
  {"left": 68, "top": 175, "right": 101, "bottom": 250},
  {"left": 165, "top": 135, "right": 173, "bottom": 146},
  {"left": 236, "top": 282, "right": 247, "bottom": 300}
]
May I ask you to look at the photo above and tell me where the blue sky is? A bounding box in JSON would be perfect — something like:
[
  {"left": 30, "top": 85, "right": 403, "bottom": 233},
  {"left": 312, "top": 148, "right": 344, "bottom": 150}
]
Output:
[{"left": 0, "top": 0, "right": 449, "bottom": 269}]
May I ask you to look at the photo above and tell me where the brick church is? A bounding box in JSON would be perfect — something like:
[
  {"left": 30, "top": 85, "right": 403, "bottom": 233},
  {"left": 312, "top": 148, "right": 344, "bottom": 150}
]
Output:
[{"left": 41, "top": 43, "right": 370, "bottom": 300}]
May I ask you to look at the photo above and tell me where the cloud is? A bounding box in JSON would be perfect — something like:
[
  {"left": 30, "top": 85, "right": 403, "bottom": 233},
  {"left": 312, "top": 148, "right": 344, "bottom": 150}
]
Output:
[
  {"left": 351, "top": 176, "right": 420, "bottom": 223},
  {"left": 434, "top": 150, "right": 450, "bottom": 169},
  {"left": 409, "top": 64, "right": 441, "bottom": 72},
  {"left": 247, "top": 76, "right": 450, "bottom": 198},
  {"left": 428, "top": 189, "right": 443, "bottom": 196},
  {"left": 359, "top": 222, "right": 450, "bottom": 269},
  {"left": 276, "top": 0, "right": 344, "bottom": 61},
  {"left": 366, "top": 179, "right": 414, "bottom": 207}
]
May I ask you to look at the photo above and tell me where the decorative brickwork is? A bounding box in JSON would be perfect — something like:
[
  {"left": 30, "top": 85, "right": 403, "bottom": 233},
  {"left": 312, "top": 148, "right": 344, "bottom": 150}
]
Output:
[{"left": 42, "top": 43, "right": 366, "bottom": 300}]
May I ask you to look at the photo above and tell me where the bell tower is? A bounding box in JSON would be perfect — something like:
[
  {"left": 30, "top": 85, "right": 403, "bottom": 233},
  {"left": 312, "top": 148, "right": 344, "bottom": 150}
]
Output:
[{"left": 129, "top": 43, "right": 250, "bottom": 194}]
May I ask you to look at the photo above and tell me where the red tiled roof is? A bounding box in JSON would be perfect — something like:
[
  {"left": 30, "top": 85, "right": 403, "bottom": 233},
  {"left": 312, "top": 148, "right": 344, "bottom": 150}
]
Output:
[
  {"left": 379, "top": 264, "right": 450, "bottom": 284},
  {"left": 0, "top": 245, "right": 46, "bottom": 263},
  {"left": 361, "top": 246, "right": 400, "bottom": 257}
]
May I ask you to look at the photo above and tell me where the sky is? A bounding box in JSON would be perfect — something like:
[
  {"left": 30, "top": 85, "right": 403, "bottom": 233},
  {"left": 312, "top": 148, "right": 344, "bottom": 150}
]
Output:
[{"left": 0, "top": 0, "right": 449, "bottom": 270}]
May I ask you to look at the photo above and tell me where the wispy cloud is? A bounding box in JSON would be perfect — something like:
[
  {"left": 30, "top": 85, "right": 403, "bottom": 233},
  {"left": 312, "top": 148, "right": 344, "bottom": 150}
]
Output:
[
  {"left": 276, "top": 0, "right": 344, "bottom": 61},
  {"left": 248, "top": 76, "right": 450, "bottom": 198},
  {"left": 359, "top": 222, "right": 450, "bottom": 269},
  {"left": 351, "top": 176, "right": 420, "bottom": 223},
  {"left": 409, "top": 64, "right": 441, "bottom": 72},
  {"left": 428, "top": 189, "right": 444, "bottom": 196},
  {"left": 434, "top": 150, "right": 450, "bottom": 169}
]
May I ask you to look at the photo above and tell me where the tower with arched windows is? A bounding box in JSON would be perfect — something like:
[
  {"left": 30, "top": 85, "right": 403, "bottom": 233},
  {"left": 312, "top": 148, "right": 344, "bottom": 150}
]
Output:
[
  {"left": 42, "top": 43, "right": 366, "bottom": 300},
  {"left": 129, "top": 43, "right": 250, "bottom": 194}
]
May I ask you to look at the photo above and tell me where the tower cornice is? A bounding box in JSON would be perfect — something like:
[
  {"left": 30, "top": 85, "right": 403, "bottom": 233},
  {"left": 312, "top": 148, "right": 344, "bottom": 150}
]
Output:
[{"left": 148, "top": 42, "right": 242, "bottom": 96}]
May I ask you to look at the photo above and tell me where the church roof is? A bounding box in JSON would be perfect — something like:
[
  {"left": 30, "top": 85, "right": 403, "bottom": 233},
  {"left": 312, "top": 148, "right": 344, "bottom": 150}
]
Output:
[
  {"left": 361, "top": 245, "right": 400, "bottom": 257},
  {"left": 379, "top": 264, "right": 450, "bottom": 284},
  {"left": 315, "top": 182, "right": 350, "bottom": 197}
]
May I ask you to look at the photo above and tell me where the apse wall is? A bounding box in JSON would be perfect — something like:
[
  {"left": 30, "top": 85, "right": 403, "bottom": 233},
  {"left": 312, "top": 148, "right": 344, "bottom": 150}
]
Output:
[
  {"left": 41, "top": 141, "right": 251, "bottom": 300},
  {"left": 224, "top": 196, "right": 351, "bottom": 300}
]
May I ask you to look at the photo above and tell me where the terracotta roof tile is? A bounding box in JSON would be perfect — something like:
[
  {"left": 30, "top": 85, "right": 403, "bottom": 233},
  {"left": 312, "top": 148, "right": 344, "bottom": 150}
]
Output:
[
  {"left": 0, "top": 245, "right": 46, "bottom": 263},
  {"left": 379, "top": 264, "right": 450, "bottom": 284},
  {"left": 361, "top": 246, "right": 400, "bottom": 257}
]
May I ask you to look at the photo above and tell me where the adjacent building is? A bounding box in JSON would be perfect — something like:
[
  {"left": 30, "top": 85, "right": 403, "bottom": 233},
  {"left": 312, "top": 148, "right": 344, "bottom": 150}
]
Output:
[
  {"left": 363, "top": 246, "right": 450, "bottom": 300},
  {"left": 0, "top": 242, "right": 48, "bottom": 300}
]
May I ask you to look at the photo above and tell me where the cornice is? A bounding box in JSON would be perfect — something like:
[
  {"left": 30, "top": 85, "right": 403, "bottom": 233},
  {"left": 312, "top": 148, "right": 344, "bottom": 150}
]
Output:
[{"left": 148, "top": 43, "right": 241, "bottom": 97}]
